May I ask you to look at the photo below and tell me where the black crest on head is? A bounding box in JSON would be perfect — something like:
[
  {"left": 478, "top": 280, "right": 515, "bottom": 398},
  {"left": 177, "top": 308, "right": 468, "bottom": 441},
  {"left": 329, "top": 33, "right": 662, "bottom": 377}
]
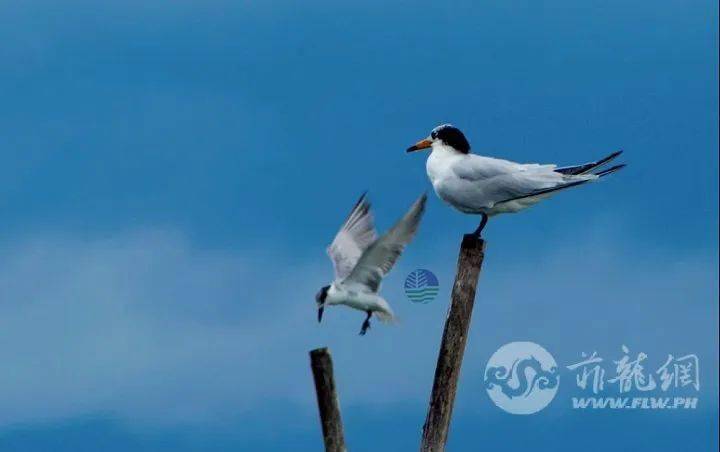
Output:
[{"left": 432, "top": 124, "right": 470, "bottom": 154}]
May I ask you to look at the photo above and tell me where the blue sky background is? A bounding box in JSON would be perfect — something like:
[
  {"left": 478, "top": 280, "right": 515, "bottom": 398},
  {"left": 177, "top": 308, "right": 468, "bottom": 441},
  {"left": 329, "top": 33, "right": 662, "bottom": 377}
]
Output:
[{"left": 0, "top": 1, "right": 717, "bottom": 450}]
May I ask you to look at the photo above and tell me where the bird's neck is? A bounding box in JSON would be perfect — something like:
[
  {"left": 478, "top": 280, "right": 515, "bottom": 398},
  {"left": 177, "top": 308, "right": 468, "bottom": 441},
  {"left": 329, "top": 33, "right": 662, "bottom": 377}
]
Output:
[
  {"left": 431, "top": 142, "right": 468, "bottom": 157},
  {"left": 428, "top": 143, "right": 466, "bottom": 167},
  {"left": 427, "top": 144, "right": 465, "bottom": 185}
]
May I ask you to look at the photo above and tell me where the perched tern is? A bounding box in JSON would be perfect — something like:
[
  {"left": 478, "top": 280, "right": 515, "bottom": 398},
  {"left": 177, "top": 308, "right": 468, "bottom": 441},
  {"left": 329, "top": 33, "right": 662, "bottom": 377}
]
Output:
[
  {"left": 406, "top": 124, "right": 625, "bottom": 236},
  {"left": 316, "top": 193, "right": 427, "bottom": 335}
]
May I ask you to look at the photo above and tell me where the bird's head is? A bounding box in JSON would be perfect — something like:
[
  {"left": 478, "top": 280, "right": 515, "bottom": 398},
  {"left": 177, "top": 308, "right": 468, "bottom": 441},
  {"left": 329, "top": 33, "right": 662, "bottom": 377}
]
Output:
[
  {"left": 315, "top": 285, "right": 330, "bottom": 323},
  {"left": 406, "top": 124, "right": 471, "bottom": 154}
]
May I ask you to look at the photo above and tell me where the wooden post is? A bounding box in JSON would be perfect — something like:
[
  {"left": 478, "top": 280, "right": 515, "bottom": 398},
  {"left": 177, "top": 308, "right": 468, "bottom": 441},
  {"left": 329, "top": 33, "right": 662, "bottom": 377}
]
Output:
[
  {"left": 309, "top": 347, "right": 347, "bottom": 452},
  {"left": 420, "top": 234, "right": 486, "bottom": 452}
]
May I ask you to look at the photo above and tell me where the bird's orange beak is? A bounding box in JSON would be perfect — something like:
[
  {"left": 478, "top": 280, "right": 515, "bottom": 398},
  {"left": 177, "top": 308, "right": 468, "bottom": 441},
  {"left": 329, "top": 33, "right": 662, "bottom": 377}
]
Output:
[{"left": 406, "top": 138, "right": 432, "bottom": 153}]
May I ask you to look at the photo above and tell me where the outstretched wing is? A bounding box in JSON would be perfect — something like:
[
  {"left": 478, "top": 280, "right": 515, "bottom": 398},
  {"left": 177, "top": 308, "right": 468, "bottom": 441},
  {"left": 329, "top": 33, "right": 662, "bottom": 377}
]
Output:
[
  {"left": 344, "top": 193, "right": 427, "bottom": 292},
  {"left": 327, "top": 192, "right": 378, "bottom": 281}
]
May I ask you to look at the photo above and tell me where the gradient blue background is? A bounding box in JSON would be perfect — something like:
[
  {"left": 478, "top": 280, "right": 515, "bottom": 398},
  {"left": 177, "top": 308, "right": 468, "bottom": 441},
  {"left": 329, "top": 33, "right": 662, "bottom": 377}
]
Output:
[{"left": 0, "top": 1, "right": 717, "bottom": 450}]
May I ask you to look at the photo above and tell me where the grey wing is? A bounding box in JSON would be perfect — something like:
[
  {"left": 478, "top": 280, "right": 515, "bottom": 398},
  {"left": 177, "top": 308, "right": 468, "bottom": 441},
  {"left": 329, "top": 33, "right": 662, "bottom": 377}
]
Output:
[
  {"left": 453, "top": 156, "right": 586, "bottom": 205},
  {"left": 326, "top": 192, "right": 378, "bottom": 281},
  {"left": 344, "top": 193, "right": 427, "bottom": 292}
]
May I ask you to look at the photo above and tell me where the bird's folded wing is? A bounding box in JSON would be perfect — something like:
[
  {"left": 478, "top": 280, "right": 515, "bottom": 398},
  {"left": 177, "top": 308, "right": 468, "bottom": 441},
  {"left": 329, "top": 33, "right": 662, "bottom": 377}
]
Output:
[
  {"left": 453, "top": 158, "right": 592, "bottom": 206},
  {"left": 453, "top": 155, "right": 557, "bottom": 181},
  {"left": 344, "top": 194, "right": 427, "bottom": 292},
  {"left": 493, "top": 177, "right": 594, "bottom": 204},
  {"left": 484, "top": 172, "right": 571, "bottom": 203},
  {"left": 327, "top": 192, "right": 378, "bottom": 281}
]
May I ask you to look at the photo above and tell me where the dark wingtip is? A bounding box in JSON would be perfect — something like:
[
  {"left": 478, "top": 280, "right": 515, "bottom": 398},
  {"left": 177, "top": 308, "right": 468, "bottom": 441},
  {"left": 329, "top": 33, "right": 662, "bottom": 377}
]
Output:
[
  {"left": 346, "top": 191, "right": 370, "bottom": 222},
  {"left": 556, "top": 150, "right": 625, "bottom": 176},
  {"left": 595, "top": 150, "right": 623, "bottom": 167},
  {"left": 596, "top": 163, "right": 626, "bottom": 177}
]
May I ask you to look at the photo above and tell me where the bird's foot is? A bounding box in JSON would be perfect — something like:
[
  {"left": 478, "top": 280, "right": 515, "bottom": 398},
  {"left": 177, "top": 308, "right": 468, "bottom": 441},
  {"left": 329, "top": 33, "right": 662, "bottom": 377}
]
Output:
[{"left": 359, "top": 319, "right": 371, "bottom": 336}]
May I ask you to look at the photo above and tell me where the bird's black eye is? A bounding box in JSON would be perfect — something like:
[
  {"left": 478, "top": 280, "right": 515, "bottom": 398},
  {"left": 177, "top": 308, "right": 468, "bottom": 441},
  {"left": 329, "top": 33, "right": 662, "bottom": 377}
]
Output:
[{"left": 431, "top": 131, "right": 437, "bottom": 139}]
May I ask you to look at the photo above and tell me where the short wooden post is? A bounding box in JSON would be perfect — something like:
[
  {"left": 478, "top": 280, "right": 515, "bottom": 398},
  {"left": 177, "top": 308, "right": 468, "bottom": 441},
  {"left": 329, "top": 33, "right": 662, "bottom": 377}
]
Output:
[
  {"left": 309, "top": 347, "right": 347, "bottom": 452},
  {"left": 420, "top": 234, "right": 486, "bottom": 452}
]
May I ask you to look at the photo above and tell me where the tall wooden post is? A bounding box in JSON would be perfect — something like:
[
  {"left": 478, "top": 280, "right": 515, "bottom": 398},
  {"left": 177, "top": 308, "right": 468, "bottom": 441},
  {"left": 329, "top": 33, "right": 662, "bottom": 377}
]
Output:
[
  {"left": 420, "top": 234, "right": 486, "bottom": 451},
  {"left": 309, "top": 347, "right": 347, "bottom": 452}
]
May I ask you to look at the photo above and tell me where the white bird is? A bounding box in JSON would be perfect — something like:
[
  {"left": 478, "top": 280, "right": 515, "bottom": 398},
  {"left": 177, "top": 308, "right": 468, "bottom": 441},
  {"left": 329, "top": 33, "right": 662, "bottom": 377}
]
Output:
[
  {"left": 406, "top": 124, "right": 625, "bottom": 237},
  {"left": 316, "top": 192, "right": 427, "bottom": 335}
]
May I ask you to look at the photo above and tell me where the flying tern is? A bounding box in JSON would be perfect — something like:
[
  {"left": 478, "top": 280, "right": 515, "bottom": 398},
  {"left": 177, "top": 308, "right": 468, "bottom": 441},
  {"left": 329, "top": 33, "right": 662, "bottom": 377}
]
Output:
[
  {"left": 406, "top": 124, "right": 625, "bottom": 237},
  {"left": 316, "top": 192, "right": 427, "bottom": 335}
]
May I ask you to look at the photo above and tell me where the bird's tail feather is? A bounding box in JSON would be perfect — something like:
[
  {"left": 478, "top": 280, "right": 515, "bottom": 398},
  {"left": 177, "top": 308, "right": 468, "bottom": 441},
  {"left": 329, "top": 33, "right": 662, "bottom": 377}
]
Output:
[{"left": 374, "top": 304, "right": 397, "bottom": 324}]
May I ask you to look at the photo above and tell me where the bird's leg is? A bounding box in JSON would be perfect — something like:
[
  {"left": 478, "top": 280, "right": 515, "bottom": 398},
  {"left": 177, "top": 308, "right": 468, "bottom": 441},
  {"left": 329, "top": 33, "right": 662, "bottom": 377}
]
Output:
[
  {"left": 473, "top": 213, "right": 489, "bottom": 237},
  {"left": 359, "top": 311, "right": 372, "bottom": 336}
]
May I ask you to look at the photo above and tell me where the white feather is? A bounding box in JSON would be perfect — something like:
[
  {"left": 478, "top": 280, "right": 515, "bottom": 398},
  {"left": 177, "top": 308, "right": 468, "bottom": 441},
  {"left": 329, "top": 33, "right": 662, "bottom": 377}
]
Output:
[{"left": 427, "top": 143, "right": 597, "bottom": 216}]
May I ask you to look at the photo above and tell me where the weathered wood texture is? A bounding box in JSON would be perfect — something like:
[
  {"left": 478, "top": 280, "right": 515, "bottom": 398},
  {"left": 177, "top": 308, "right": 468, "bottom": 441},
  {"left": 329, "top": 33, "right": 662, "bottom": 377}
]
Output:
[
  {"left": 310, "top": 347, "right": 347, "bottom": 452},
  {"left": 420, "top": 234, "right": 486, "bottom": 452}
]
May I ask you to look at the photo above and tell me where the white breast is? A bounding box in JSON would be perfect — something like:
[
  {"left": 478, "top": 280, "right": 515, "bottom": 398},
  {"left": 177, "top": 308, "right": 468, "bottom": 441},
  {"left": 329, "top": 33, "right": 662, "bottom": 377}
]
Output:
[
  {"left": 426, "top": 145, "right": 462, "bottom": 188},
  {"left": 426, "top": 145, "right": 483, "bottom": 213},
  {"left": 327, "top": 283, "right": 391, "bottom": 315}
]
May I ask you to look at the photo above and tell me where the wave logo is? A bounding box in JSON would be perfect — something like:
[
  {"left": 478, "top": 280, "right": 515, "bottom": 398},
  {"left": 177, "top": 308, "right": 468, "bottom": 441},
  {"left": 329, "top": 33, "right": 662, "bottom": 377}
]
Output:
[
  {"left": 484, "top": 342, "right": 560, "bottom": 414},
  {"left": 403, "top": 269, "right": 439, "bottom": 304}
]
